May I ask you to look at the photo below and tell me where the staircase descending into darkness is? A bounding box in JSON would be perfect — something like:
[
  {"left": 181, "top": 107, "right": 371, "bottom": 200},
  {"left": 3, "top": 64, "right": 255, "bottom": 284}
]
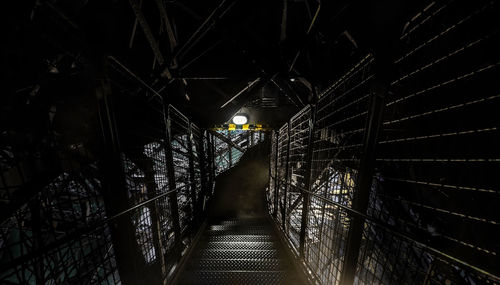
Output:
[{"left": 174, "top": 143, "right": 308, "bottom": 285}]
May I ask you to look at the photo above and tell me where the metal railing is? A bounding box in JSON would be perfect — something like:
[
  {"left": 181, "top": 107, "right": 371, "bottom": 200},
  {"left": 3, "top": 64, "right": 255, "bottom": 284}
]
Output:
[
  {"left": 0, "top": 63, "right": 216, "bottom": 284},
  {"left": 212, "top": 130, "right": 265, "bottom": 175},
  {"left": 266, "top": 1, "right": 500, "bottom": 284}
]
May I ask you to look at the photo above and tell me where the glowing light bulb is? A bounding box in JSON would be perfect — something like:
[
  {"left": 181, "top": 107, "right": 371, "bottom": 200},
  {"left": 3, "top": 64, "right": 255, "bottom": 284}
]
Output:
[{"left": 232, "top": 115, "right": 248, "bottom": 125}]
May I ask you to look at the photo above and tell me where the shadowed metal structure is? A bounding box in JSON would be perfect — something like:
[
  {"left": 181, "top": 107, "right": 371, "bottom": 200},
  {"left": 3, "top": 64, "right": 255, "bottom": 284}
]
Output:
[{"left": 1, "top": 0, "right": 499, "bottom": 284}]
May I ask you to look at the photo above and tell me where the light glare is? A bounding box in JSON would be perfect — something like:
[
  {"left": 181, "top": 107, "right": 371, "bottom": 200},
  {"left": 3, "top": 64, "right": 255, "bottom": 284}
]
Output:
[{"left": 232, "top": 115, "right": 248, "bottom": 125}]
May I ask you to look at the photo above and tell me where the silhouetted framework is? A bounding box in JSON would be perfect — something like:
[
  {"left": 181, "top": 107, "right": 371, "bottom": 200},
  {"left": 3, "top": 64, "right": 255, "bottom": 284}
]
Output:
[
  {"left": 0, "top": 61, "right": 216, "bottom": 284},
  {"left": 267, "top": 1, "right": 500, "bottom": 284},
  {"left": 212, "top": 130, "right": 264, "bottom": 175}
]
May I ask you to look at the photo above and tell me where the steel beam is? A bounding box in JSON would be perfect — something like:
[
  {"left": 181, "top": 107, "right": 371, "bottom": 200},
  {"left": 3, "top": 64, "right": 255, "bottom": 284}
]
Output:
[
  {"left": 163, "top": 105, "right": 182, "bottom": 246},
  {"left": 187, "top": 123, "right": 198, "bottom": 218},
  {"left": 206, "top": 134, "right": 214, "bottom": 195},
  {"left": 273, "top": 131, "right": 280, "bottom": 217},
  {"left": 280, "top": 0, "right": 288, "bottom": 42},
  {"left": 198, "top": 130, "right": 209, "bottom": 211},
  {"left": 128, "top": 0, "right": 173, "bottom": 79},
  {"left": 210, "top": 134, "right": 217, "bottom": 191},
  {"left": 227, "top": 131, "right": 233, "bottom": 167},
  {"left": 219, "top": 78, "right": 261, "bottom": 109},
  {"left": 173, "top": 0, "right": 236, "bottom": 61},
  {"left": 299, "top": 105, "right": 316, "bottom": 257},
  {"left": 208, "top": 130, "right": 245, "bottom": 153},
  {"left": 340, "top": 84, "right": 386, "bottom": 285},
  {"left": 140, "top": 156, "right": 168, "bottom": 284},
  {"left": 282, "top": 121, "right": 292, "bottom": 229},
  {"left": 153, "top": 0, "right": 177, "bottom": 50},
  {"left": 96, "top": 80, "right": 147, "bottom": 285}
]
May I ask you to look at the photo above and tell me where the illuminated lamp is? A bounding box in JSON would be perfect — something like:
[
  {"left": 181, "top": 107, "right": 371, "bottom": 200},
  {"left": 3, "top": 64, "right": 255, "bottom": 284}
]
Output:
[{"left": 232, "top": 114, "right": 248, "bottom": 125}]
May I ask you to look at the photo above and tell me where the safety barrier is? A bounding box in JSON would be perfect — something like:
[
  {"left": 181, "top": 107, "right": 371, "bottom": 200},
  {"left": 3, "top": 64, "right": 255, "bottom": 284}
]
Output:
[{"left": 267, "top": 1, "right": 500, "bottom": 284}]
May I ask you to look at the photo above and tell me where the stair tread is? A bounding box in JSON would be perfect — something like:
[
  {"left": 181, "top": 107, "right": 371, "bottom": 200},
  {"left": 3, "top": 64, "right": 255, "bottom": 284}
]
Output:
[{"left": 176, "top": 219, "right": 304, "bottom": 285}]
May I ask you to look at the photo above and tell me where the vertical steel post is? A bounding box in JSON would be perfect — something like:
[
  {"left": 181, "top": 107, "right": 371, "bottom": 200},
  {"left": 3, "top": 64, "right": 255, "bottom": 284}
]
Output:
[
  {"left": 206, "top": 133, "right": 214, "bottom": 195},
  {"left": 316, "top": 169, "right": 330, "bottom": 268},
  {"left": 211, "top": 133, "right": 217, "bottom": 192},
  {"left": 187, "top": 123, "right": 197, "bottom": 218},
  {"left": 29, "top": 201, "right": 44, "bottom": 285},
  {"left": 282, "top": 120, "right": 292, "bottom": 229},
  {"left": 268, "top": 131, "right": 273, "bottom": 214},
  {"left": 273, "top": 131, "right": 280, "bottom": 217},
  {"left": 163, "top": 105, "right": 182, "bottom": 246},
  {"left": 227, "top": 131, "right": 233, "bottom": 168},
  {"left": 299, "top": 105, "right": 316, "bottom": 257},
  {"left": 340, "top": 85, "right": 386, "bottom": 285},
  {"left": 96, "top": 79, "right": 146, "bottom": 285},
  {"left": 198, "top": 130, "right": 209, "bottom": 211},
  {"left": 143, "top": 159, "right": 168, "bottom": 284}
]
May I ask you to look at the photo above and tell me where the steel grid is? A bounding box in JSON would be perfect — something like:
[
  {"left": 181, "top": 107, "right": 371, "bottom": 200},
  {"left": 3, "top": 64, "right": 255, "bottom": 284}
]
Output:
[
  {"left": 0, "top": 158, "right": 120, "bottom": 284},
  {"left": 1, "top": 77, "right": 212, "bottom": 284},
  {"left": 212, "top": 130, "right": 265, "bottom": 175},
  {"left": 267, "top": 1, "right": 500, "bottom": 283}
]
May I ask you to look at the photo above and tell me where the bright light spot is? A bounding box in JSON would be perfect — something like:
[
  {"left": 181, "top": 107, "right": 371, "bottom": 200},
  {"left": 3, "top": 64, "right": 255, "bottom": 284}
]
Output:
[
  {"left": 290, "top": 78, "right": 296, "bottom": 82},
  {"left": 232, "top": 114, "right": 248, "bottom": 125}
]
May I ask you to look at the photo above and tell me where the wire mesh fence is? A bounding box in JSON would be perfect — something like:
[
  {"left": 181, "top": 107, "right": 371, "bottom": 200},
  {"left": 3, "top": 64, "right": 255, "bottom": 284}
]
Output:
[
  {"left": 212, "top": 130, "right": 265, "bottom": 175},
  {"left": 0, "top": 64, "right": 215, "bottom": 284},
  {"left": 0, "top": 165, "right": 120, "bottom": 284},
  {"left": 268, "top": 1, "right": 500, "bottom": 283}
]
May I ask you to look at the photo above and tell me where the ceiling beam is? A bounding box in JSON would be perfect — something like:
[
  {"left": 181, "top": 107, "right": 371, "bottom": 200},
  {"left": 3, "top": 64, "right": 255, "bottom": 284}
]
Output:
[
  {"left": 153, "top": 0, "right": 177, "bottom": 50},
  {"left": 173, "top": 0, "right": 238, "bottom": 62},
  {"left": 280, "top": 0, "right": 288, "bottom": 42},
  {"left": 288, "top": 1, "right": 321, "bottom": 72},
  {"left": 220, "top": 78, "right": 261, "bottom": 109},
  {"left": 178, "top": 39, "right": 222, "bottom": 73},
  {"left": 128, "top": 0, "right": 164, "bottom": 65},
  {"left": 128, "top": 0, "right": 173, "bottom": 79}
]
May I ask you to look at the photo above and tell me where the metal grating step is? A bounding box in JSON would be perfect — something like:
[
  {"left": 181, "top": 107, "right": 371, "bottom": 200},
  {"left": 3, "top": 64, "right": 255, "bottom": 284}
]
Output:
[
  {"left": 206, "top": 234, "right": 274, "bottom": 243},
  {"left": 218, "top": 220, "right": 270, "bottom": 226},
  {"left": 204, "top": 241, "right": 275, "bottom": 250},
  {"left": 175, "top": 219, "right": 306, "bottom": 284},
  {"left": 195, "top": 249, "right": 280, "bottom": 260},
  {"left": 188, "top": 258, "right": 283, "bottom": 271},
  {"left": 208, "top": 225, "right": 270, "bottom": 232},
  {"left": 180, "top": 270, "right": 286, "bottom": 285},
  {"left": 206, "top": 229, "right": 271, "bottom": 236}
]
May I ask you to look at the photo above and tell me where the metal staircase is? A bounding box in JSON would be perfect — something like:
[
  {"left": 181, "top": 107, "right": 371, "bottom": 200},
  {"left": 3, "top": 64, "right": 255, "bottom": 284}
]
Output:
[{"left": 176, "top": 218, "right": 306, "bottom": 285}]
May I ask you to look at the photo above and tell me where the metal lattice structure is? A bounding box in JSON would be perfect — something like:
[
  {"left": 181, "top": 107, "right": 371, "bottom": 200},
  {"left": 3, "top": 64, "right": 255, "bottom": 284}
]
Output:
[
  {"left": 0, "top": 59, "right": 217, "bottom": 284},
  {"left": 267, "top": 1, "right": 500, "bottom": 284},
  {"left": 212, "top": 130, "right": 265, "bottom": 175},
  {"left": 0, "top": 166, "right": 120, "bottom": 284}
]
